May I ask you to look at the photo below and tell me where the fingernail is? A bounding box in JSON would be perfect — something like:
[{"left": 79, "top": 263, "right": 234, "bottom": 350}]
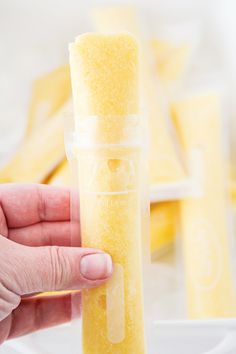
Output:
[{"left": 80, "top": 253, "right": 113, "bottom": 280}]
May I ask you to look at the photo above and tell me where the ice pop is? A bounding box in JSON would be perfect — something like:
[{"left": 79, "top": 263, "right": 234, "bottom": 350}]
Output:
[
  {"left": 150, "top": 202, "right": 178, "bottom": 258},
  {"left": 0, "top": 101, "right": 71, "bottom": 183},
  {"left": 26, "top": 64, "right": 71, "bottom": 138},
  {"left": 69, "top": 33, "right": 146, "bottom": 354},
  {"left": 172, "top": 93, "right": 236, "bottom": 318},
  {"left": 150, "top": 39, "right": 190, "bottom": 85}
]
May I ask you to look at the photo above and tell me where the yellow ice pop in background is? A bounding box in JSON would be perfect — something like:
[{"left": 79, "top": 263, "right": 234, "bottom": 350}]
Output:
[
  {"left": 69, "top": 33, "right": 146, "bottom": 353},
  {"left": 92, "top": 6, "right": 186, "bottom": 185},
  {"left": 150, "top": 39, "right": 190, "bottom": 86},
  {"left": 0, "top": 101, "right": 71, "bottom": 183},
  {"left": 150, "top": 202, "right": 178, "bottom": 258},
  {"left": 171, "top": 93, "right": 236, "bottom": 319},
  {"left": 26, "top": 64, "right": 71, "bottom": 138}
]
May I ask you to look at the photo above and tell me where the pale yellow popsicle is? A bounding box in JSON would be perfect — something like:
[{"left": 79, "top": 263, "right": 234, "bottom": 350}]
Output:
[
  {"left": 150, "top": 202, "right": 178, "bottom": 258},
  {"left": 0, "top": 101, "right": 71, "bottom": 183},
  {"left": 150, "top": 39, "right": 190, "bottom": 85},
  {"left": 171, "top": 93, "right": 236, "bottom": 318},
  {"left": 70, "top": 33, "right": 146, "bottom": 354},
  {"left": 26, "top": 64, "right": 71, "bottom": 138}
]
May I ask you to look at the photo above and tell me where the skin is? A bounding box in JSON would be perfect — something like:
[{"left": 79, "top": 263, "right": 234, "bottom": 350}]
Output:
[{"left": 0, "top": 184, "right": 112, "bottom": 345}]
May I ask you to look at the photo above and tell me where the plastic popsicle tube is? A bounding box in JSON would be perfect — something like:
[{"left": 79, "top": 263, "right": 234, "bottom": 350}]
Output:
[
  {"left": 150, "top": 202, "right": 178, "bottom": 259},
  {"left": 26, "top": 64, "right": 71, "bottom": 138},
  {"left": 69, "top": 33, "right": 146, "bottom": 354},
  {"left": 171, "top": 93, "right": 236, "bottom": 319}
]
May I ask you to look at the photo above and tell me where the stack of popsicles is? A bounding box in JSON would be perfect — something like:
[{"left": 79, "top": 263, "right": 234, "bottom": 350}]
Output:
[{"left": 1, "top": 5, "right": 236, "bottom": 328}]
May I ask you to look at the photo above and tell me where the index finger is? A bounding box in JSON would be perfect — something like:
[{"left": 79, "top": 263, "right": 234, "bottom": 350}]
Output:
[
  {"left": 0, "top": 292, "right": 81, "bottom": 344},
  {"left": 0, "top": 184, "right": 70, "bottom": 228}
]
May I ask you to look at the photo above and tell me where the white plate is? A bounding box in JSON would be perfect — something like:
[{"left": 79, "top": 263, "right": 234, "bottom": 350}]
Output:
[{"left": 2, "top": 319, "right": 236, "bottom": 354}]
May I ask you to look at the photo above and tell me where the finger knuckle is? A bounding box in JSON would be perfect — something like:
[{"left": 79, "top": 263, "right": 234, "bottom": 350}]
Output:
[
  {"left": 0, "top": 284, "right": 20, "bottom": 321},
  {"left": 47, "top": 246, "right": 70, "bottom": 290}
]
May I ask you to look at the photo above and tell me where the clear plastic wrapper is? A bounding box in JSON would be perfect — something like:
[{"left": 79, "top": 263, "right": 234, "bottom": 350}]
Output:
[
  {"left": 171, "top": 87, "right": 236, "bottom": 319},
  {"left": 67, "top": 32, "right": 150, "bottom": 354}
]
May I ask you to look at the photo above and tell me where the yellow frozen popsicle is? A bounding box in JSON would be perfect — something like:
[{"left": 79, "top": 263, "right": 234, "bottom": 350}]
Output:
[
  {"left": 150, "top": 39, "right": 190, "bottom": 85},
  {"left": 150, "top": 202, "right": 178, "bottom": 258},
  {"left": 171, "top": 93, "right": 236, "bottom": 318},
  {"left": 0, "top": 101, "right": 71, "bottom": 183},
  {"left": 70, "top": 33, "right": 146, "bottom": 354},
  {"left": 26, "top": 64, "right": 71, "bottom": 138},
  {"left": 92, "top": 6, "right": 186, "bottom": 184}
]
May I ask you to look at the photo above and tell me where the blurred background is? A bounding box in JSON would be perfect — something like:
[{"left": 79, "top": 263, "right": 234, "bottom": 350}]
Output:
[
  {"left": 1, "top": 0, "right": 236, "bottom": 161},
  {"left": 1, "top": 0, "right": 236, "bottom": 353}
]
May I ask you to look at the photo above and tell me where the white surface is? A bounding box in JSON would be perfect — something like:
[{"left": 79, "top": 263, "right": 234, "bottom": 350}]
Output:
[{"left": 2, "top": 319, "right": 236, "bottom": 354}]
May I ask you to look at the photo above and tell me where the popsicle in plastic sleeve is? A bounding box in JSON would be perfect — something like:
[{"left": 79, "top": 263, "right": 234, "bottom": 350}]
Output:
[
  {"left": 171, "top": 93, "right": 236, "bottom": 318},
  {"left": 150, "top": 202, "right": 178, "bottom": 258},
  {"left": 69, "top": 33, "right": 146, "bottom": 353},
  {"left": 26, "top": 64, "right": 71, "bottom": 138},
  {"left": 0, "top": 101, "right": 72, "bottom": 183},
  {"left": 150, "top": 39, "right": 190, "bottom": 85}
]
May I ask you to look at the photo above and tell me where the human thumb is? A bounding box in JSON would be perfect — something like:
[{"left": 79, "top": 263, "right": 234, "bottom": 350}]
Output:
[{"left": 1, "top": 237, "right": 113, "bottom": 297}]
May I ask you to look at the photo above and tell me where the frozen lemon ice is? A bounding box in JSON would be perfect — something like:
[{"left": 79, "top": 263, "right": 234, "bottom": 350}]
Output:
[
  {"left": 70, "top": 33, "right": 146, "bottom": 353},
  {"left": 172, "top": 93, "right": 236, "bottom": 319},
  {"left": 150, "top": 202, "right": 178, "bottom": 258},
  {"left": 0, "top": 101, "right": 71, "bottom": 183},
  {"left": 151, "top": 39, "right": 190, "bottom": 85},
  {"left": 26, "top": 64, "right": 71, "bottom": 138},
  {"left": 70, "top": 33, "right": 138, "bottom": 117}
]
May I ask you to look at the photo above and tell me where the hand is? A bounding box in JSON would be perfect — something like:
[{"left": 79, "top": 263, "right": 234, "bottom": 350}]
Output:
[{"left": 0, "top": 184, "right": 112, "bottom": 344}]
